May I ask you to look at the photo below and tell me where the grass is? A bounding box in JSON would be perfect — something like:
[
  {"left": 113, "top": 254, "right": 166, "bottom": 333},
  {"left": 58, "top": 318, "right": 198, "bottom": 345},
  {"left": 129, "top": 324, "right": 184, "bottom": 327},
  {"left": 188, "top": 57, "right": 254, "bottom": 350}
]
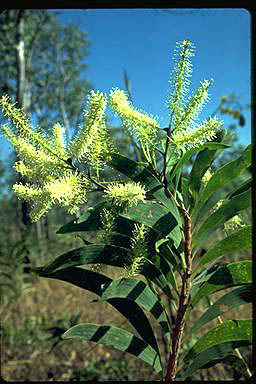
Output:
[{"left": 1, "top": 208, "right": 252, "bottom": 381}]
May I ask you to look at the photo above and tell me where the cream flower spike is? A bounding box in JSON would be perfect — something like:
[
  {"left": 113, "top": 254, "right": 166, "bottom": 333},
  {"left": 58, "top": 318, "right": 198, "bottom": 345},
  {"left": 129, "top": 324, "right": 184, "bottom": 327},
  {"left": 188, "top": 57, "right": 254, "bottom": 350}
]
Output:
[
  {"left": 109, "top": 88, "right": 160, "bottom": 149},
  {"left": 53, "top": 123, "right": 66, "bottom": 156},
  {"left": 0, "top": 95, "right": 59, "bottom": 157},
  {"left": 105, "top": 181, "right": 146, "bottom": 207},
  {"left": 168, "top": 40, "right": 194, "bottom": 122},
  {"left": 175, "top": 79, "right": 213, "bottom": 132},
  {"left": 68, "top": 91, "right": 107, "bottom": 160},
  {"left": 171, "top": 116, "right": 224, "bottom": 148}
]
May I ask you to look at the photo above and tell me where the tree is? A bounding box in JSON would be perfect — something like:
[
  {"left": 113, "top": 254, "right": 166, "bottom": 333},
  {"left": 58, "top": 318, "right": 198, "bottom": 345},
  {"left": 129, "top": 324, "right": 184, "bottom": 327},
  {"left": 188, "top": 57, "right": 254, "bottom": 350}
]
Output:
[
  {"left": 0, "top": 9, "right": 92, "bottom": 138},
  {"left": 0, "top": 9, "right": 93, "bottom": 263}
]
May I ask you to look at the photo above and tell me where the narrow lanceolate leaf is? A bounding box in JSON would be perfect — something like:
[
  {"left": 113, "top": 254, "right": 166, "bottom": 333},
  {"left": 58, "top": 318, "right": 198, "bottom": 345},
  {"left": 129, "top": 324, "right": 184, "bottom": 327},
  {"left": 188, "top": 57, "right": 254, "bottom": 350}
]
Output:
[
  {"left": 193, "top": 225, "right": 252, "bottom": 273},
  {"left": 192, "top": 188, "right": 251, "bottom": 250},
  {"left": 35, "top": 244, "right": 129, "bottom": 275},
  {"left": 227, "top": 178, "right": 252, "bottom": 199},
  {"left": 190, "top": 285, "right": 252, "bottom": 333},
  {"left": 120, "top": 200, "right": 178, "bottom": 237},
  {"left": 138, "top": 257, "right": 176, "bottom": 299},
  {"left": 187, "top": 260, "right": 252, "bottom": 316},
  {"left": 169, "top": 142, "right": 229, "bottom": 181},
  {"left": 98, "top": 277, "right": 171, "bottom": 342},
  {"left": 56, "top": 200, "right": 112, "bottom": 234},
  {"left": 108, "top": 153, "right": 182, "bottom": 225},
  {"left": 199, "top": 354, "right": 251, "bottom": 379},
  {"left": 35, "top": 243, "right": 175, "bottom": 300},
  {"left": 40, "top": 266, "right": 159, "bottom": 354},
  {"left": 180, "top": 319, "right": 252, "bottom": 379},
  {"left": 154, "top": 251, "right": 177, "bottom": 291},
  {"left": 192, "top": 144, "right": 251, "bottom": 222},
  {"left": 63, "top": 323, "right": 162, "bottom": 374},
  {"left": 188, "top": 144, "right": 227, "bottom": 197}
]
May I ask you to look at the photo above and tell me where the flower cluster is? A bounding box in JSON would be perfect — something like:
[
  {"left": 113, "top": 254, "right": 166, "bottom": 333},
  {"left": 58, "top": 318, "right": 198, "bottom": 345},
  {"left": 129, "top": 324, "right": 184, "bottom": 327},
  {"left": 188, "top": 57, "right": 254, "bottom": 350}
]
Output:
[
  {"left": 13, "top": 172, "right": 88, "bottom": 222},
  {"left": 174, "top": 79, "right": 213, "bottom": 132},
  {"left": 171, "top": 116, "right": 223, "bottom": 148},
  {"left": 109, "top": 88, "right": 160, "bottom": 161},
  {"left": 201, "top": 169, "right": 213, "bottom": 185},
  {"left": 212, "top": 200, "right": 245, "bottom": 234},
  {"left": 100, "top": 207, "right": 117, "bottom": 243},
  {"left": 105, "top": 181, "right": 146, "bottom": 207},
  {"left": 126, "top": 223, "right": 148, "bottom": 277},
  {"left": 167, "top": 41, "right": 223, "bottom": 149},
  {"left": 224, "top": 214, "right": 245, "bottom": 233},
  {"left": 0, "top": 96, "right": 89, "bottom": 221},
  {"left": 168, "top": 40, "right": 194, "bottom": 123},
  {"left": 68, "top": 91, "right": 113, "bottom": 176}
]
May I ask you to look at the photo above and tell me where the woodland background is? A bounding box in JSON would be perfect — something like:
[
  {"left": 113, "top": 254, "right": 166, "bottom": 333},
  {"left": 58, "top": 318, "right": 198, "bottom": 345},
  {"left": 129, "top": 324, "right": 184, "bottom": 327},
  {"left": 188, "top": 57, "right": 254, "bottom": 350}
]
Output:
[{"left": 0, "top": 9, "right": 251, "bottom": 381}]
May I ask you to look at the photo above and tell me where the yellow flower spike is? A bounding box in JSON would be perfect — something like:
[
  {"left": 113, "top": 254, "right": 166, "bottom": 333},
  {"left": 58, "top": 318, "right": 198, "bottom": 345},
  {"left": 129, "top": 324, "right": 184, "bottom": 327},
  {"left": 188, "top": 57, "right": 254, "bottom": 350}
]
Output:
[
  {"left": 44, "top": 172, "right": 88, "bottom": 207},
  {"left": 202, "top": 169, "right": 212, "bottom": 185},
  {"left": 109, "top": 88, "right": 160, "bottom": 151},
  {"left": 30, "top": 198, "right": 53, "bottom": 222},
  {"left": 175, "top": 79, "right": 213, "bottom": 132},
  {"left": 13, "top": 183, "right": 52, "bottom": 222},
  {"left": 87, "top": 119, "right": 114, "bottom": 177},
  {"left": 68, "top": 91, "right": 107, "bottom": 160},
  {"left": 13, "top": 183, "right": 43, "bottom": 200},
  {"left": 126, "top": 223, "right": 148, "bottom": 277},
  {"left": 172, "top": 116, "right": 223, "bottom": 149},
  {"left": 106, "top": 181, "right": 146, "bottom": 207},
  {"left": 100, "top": 208, "right": 117, "bottom": 243},
  {"left": 53, "top": 123, "right": 66, "bottom": 156},
  {"left": 0, "top": 96, "right": 59, "bottom": 157},
  {"left": 168, "top": 40, "right": 194, "bottom": 122},
  {"left": 2, "top": 124, "right": 65, "bottom": 181},
  {"left": 224, "top": 215, "right": 245, "bottom": 233},
  {"left": 0, "top": 95, "right": 32, "bottom": 136}
]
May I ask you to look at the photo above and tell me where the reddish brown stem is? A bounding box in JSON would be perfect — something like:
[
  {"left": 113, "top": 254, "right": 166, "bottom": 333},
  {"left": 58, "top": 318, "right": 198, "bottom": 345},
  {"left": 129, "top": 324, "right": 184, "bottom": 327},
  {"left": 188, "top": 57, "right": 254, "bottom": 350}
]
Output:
[{"left": 165, "top": 207, "right": 192, "bottom": 382}]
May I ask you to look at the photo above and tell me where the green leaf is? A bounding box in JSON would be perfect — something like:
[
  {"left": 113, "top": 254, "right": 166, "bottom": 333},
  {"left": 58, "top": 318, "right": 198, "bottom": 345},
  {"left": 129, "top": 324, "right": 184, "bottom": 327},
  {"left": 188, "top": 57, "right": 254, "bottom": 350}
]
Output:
[
  {"left": 120, "top": 200, "right": 182, "bottom": 247},
  {"left": 108, "top": 153, "right": 182, "bottom": 226},
  {"left": 154, "top": 251, "right": 177, "bottom": 291},
  {"left": 35, "top": 243, "right": 175, "bottom": 300},
  {"left": 36, "top": 244, "right": 129, "bottom": 275},
  {"left": 227, "top": 178, "right": 252, "bottom": 199},
  {"left": 180, "top": 319, "right": 252, "bottom": 379},
  {"left": 192, "top": 188, "right": 251, "bottom": 250},
  {"left": 190, "top": 285, "right": 252, "bottom": 333},
  {"left": 170, "top": 142, "right": 229, "bottom": 182},
  {"left": 200, "top": 354, "right": 250, "bottom": 379},
  {"left": 187, "top": 260, "right": 252, "bottom": 316},
  {"left": 189, "top": 144, "right": 226, "bottom": 198},
  {"left": 63, "top": 323, "right": 162, "bottom": 374},
  {"left": 139, "top": 258, "right": 176, "bottom": 299},
  {"left": 39, "top": 266, "right": 160, "bottom": 354},
  {"left": 193, "top": 225, "right": 252, "bottom": 273},
  {"left": 121, "top": 201, "right": 176, "bottom": 235},
  {"left": 192, "top": 144, "right": 251, "bottom": 222},
  {"left": 56, "top": 200, "right": 111, "bottom": 234},
  {"left": 98, "top": 277, "right": 171, "bottom": 342}
]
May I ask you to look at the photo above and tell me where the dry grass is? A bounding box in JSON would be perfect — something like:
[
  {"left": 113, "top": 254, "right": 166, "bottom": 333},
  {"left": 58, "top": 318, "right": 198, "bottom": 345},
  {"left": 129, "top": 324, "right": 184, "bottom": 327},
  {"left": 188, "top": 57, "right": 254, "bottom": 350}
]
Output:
[{"left": 1, "top": 216, "right": 252, "bottom": 381}]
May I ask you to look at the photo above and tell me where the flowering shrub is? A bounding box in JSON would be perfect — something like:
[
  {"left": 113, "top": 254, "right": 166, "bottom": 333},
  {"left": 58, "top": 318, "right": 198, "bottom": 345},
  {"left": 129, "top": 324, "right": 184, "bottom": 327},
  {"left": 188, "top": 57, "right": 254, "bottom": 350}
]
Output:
[{"left": 0, "top": 40, "right": 252, "bottom": 381}]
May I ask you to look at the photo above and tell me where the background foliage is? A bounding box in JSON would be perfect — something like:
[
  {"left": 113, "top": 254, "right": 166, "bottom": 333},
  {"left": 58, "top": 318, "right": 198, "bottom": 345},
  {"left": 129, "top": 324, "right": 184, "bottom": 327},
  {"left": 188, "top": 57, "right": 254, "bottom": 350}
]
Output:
[{"left": 0, "top": 10, "right": 251, "bottom": 382}]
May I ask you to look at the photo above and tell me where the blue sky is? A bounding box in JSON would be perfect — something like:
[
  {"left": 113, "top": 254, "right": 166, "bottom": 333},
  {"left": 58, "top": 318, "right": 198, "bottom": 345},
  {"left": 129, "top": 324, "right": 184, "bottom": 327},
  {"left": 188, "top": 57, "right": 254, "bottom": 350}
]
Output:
[
  {"left": 0, "top": 8, "right": 251, "bottom": 163},
  {"left": 57, "top": 8, "right": 251, "bottom": 145}
]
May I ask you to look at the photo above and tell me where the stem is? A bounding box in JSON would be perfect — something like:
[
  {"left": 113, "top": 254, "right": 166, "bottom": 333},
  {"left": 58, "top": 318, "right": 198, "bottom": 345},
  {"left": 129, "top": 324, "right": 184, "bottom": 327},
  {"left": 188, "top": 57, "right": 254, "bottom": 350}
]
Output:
[
  {"left": 65, "top": 159, "right": 107, "bottom": 192},
  {"left": 165, "top": 206, "right": 192, "bottom": 382}
]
